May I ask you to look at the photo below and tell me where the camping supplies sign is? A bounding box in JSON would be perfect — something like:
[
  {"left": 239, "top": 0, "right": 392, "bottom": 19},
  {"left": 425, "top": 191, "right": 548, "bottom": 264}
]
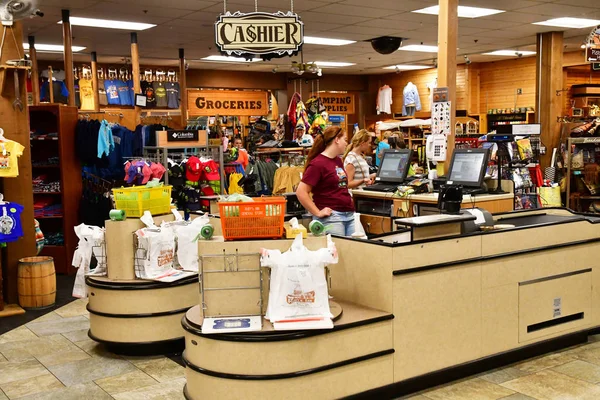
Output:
[
  {"left": 321, "top": 93, "right": 355, "bottom": 114},
  {"left": 188, "top": 90, "right": 269, "bottom": 116},
  {"left": 215, "top": 11, "right": 303, "bottom": 57}
]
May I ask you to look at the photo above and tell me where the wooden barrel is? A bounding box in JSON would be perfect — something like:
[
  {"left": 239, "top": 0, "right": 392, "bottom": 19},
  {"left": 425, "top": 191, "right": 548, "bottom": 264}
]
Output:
[{"left": 18, "top": 256, "right": 56, "bottom": 310}]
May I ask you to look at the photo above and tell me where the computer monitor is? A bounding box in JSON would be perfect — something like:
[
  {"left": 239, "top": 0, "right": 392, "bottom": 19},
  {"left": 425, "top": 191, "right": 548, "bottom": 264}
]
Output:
[
  {"left": 446, "top": 148, "right": 490, "bottom": 188},
  {"left": 375, "top": 149, "right": 412, "bottom": 184}
]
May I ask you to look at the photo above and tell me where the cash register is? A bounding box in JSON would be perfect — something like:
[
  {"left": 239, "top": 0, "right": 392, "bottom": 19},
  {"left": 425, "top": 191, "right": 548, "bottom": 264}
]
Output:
[{"left": 434, "top": 148, "right": 490, "bottom": 195}]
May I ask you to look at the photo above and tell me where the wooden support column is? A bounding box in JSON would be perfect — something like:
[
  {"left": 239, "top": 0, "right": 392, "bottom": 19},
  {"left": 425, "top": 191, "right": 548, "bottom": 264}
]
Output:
[
  {"left": 91, "top": 52, "right": 100, "bottom": 111},
  {"left": 62, "top": 9, "right": 75, "bottom": 106},
  {"left": 0, "top": 22, "right": 36, "bottom": 304},
  {"left": 536, "top": 31, "right": 563, "bottom": 169},
  {"left": 437, "top": 0, "right": 458, "bottom": 172},
  {"left": 131, "top": 33, "right": 141, "bottom": 124},
  {"left": 179, "top": 48, "right": 188, "bottom": 120},
  {"left": 28, "top": 36, "right": 40, "bottom": 106}
]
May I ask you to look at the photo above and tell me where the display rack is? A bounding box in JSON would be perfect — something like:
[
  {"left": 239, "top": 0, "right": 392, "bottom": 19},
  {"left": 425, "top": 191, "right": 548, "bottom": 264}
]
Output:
[
  {"left": 566, "top": 137, "right": 600, "bottom": 212},
  {"left": 487, "top": 111, "right": 535, "bottom": 131},
  {"left": 29, "top": 104, "right": 81, "bottom": 274}
]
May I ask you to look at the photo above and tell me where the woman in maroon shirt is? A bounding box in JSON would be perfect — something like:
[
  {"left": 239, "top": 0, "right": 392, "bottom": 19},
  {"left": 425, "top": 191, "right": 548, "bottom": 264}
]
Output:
[{"left": 296, "top": 126, "right": 355, "bottom": 236}]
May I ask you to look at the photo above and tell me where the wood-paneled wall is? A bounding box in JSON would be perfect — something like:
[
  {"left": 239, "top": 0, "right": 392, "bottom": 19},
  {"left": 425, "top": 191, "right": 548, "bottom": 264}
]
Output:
[
  {"left": 478, "top": 57, "right": 537, "bottom": 113},
  {"left": 563, "top": 66, "right": 600, "bottom": 115}
]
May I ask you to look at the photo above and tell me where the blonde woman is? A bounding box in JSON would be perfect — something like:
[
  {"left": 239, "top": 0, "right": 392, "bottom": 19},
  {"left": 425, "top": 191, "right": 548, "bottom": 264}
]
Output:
[
  {"left": 343, "top": 129, "right": 377, "bottom": 190},
  {"left": 376, "top": 131, "right": 392, "bottom": 167}
]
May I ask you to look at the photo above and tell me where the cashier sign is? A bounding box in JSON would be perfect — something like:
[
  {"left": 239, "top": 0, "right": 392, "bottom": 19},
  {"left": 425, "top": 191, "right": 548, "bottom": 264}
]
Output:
[{"left": 215, "top": 11, "right": 303, "bottom": 57}]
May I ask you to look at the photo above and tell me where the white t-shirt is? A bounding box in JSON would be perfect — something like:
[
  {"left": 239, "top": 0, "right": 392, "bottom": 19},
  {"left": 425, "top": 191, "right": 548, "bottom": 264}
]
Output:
[
  {"left": 344, "top": 151, "right": 370, "bottom": 190},
  {"left": 377, "top": 86, "right": 393, "bottom": 114}
]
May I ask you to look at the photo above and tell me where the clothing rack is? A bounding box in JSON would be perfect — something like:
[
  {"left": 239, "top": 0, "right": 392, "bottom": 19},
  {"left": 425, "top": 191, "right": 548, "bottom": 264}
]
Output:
[{"left": 143, "top": 145, "right": 224, "bottom": 189}]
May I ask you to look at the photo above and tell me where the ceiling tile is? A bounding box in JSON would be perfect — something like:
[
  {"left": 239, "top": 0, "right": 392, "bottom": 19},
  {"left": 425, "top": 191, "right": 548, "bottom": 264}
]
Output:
[
  {"left": 553, "top": 0, "right": 600, "bottom": 7},
  {"left": 327, "top": 26, "right": 400, "bottom": 37},
  {"left": 361, "top": 19, "right": 424, "bottom": 31},
  {"left": 459, "top": 19, "right": 522, "bottom": 29},
  {"left": 459, "top": 0, "right": 546, "bottom": 11},
  {"left": 226, "top": 0, "right": 330, "bottom": 11},
  {"left": 309, "top": 4, "right": 399, "bottom": 18},
  {"left": 39, "top": 0, "right": 102, "bottom": 9},
  {"left": 516, "top": 4, "right": 600, "bottom": 19},
  {"left": 477, "top": 12, "right": 543, "bottom": 24},
  {"left": 338, "top": 0, "right": 437, "bottom": 12},
  {"left": 104, "top": 0, "right": 218, "bottom": 11},
  {"left": 83, "top": 2, "right": 193, "bottom": 19},
  {"left": 298, "top": 11, "right": 371, "bottom": 25}
]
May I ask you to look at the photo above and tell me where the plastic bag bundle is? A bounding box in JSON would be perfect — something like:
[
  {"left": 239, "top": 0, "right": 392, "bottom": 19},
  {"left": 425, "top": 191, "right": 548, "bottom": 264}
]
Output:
[
  {"left": 260, "top": 234, "right": 338, "bottom": 323},
  {"left": 165, "top": 212, "right": 211, "bottom": 272}
]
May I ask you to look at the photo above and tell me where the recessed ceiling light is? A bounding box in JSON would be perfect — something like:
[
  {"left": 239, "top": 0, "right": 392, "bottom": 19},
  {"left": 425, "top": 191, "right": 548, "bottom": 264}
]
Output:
[
  {"left": 23, "top": 43, "right": 86, "bottom": 52},
  {"left": 313, "top": 61, "right": 356, "bottom": 67},
  {"left": 58, "top": 17, "right": 156, "bottom": 31},
  {"left": 533, "top": 17, "right": 600, "bottom": 29},
  {"left": 304, "top": 36, "right": 356, "bottom": 46},
  {"left": 383, "top": 64, "right": 431, "bottom": 70},
  {"left": 412, "top": 5, "right": 504, "bottom": 18},
  {"left": 482, "top": 50, "right": 536, "bottom": 56},
  {"left": 398, "top": 45, "right": 438, "bottom": 53},
  {"left": 201, "top": 55, "right": 261, "bottom": 62}
]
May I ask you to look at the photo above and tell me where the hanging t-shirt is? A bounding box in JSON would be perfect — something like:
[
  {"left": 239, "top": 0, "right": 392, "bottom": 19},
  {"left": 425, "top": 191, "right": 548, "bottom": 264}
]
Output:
[
  {"left": 79, "top": 79, "right": 95, "bottom": 110},
  {"left": 98, "top": 79, "right": 108, "bottom": 106},
  {"left": 104, "top": 80, "right": 120, "bottom": 105},
  {"left": 0, "top": 202, "right": 24, "bottom": 243},
  {"left": 117, "top": 80, "right": 132, "bottom": 106},
  {"left": 153, "top": 82, "right": 168, "bottom": 108},
  {"left": 301, "top": 154, "right": 354, "bottom": 212},
  {"left": 0, "top": 140, "right": 25, "bottom": 178},
  {"left": 377, "top": 86, "right": 393, "bottom": 115},
  {"left": 142, "top": 81, "right": 156, "bottom": 108},
  {"left": 166, "top": 82, "right": 180, "bottom": 109}
]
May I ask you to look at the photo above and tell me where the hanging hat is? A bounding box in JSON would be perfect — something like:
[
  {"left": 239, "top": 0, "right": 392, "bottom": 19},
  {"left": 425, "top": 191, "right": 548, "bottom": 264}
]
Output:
[{"left": 186, "top": 156, "right": 203, "bottom": 182}]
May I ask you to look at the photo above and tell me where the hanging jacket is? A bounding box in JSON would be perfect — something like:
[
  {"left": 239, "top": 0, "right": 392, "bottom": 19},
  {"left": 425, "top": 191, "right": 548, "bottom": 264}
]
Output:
[
  {"left": 287, "top": 92, "right": 301, "bottom": 127},
  {"left": 402, "top": 82, "right": 422, "bottom": 116}
]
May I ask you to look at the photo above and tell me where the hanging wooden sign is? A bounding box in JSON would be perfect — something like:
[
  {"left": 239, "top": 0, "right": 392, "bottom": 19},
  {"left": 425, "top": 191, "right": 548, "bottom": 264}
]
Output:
[
  {"left": 320, "top": 93, "right": 355, "bottom": 114},
  {"left": 215, "top": 11, "right": 303, "bottom": 58},
  {"left": 187, "top": 90, "right": 269, "bottom": 116},
  {"left": 585, "top": 25, "right": 600, "bottom": 62}
]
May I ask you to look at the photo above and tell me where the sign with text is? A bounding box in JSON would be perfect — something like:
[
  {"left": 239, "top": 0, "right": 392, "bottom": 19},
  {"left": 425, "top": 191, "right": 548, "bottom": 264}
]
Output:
[
  {"left": 166, "top": 130, "right": 199, "bottom": 142},
  {"left": 215, "top": 11, "right": 303, "bottom": 58},
  {"left": 320, "top": 93, "right": 355, "bottom": 114},
  {"left": 586, "top": 25, "right": 600, "bottom": 62},
  {"left": 587, "top": 47, "right": 600, "bottom": 62},
  {"left": 433, "top": 87, "right": 449, "bottom": 103},
  {"left": 187, "top": 90, "right": 269, "bottom": 116}
]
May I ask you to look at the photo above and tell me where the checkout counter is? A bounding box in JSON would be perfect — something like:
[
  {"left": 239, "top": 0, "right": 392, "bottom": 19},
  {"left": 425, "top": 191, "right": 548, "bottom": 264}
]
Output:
[{"left": 181, "top": 206, "right": 600, "bottom": 399}]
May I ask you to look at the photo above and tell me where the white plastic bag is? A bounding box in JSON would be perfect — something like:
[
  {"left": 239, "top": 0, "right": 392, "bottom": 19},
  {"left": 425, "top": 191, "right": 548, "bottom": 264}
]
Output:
[
  {"left": 72, "top": 224, "right": 106, "bottom": 298},
  {"left": 352, "top": 213, "right": 368, "bottom": 239},
  {"left": 168, "top": 214, "right": 210, "bottom": 272},
  {"left": 260, "top": 234, "right": 338, "bottom": 323},
  {"left": 135, "top": 226, "right": 176, "bottom": 280}
]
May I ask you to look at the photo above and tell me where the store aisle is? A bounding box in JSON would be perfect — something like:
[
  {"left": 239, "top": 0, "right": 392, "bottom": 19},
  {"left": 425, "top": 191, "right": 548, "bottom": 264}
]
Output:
[
  {"left": 0, "top": 299, "right": 185, "bottom": 399},
  {"left": 4, "top": 299, "right": 600, "bottom": 400}
]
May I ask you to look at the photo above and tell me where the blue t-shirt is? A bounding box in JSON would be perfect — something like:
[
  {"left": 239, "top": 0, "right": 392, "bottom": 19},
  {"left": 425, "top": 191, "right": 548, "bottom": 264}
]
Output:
[
  {"left": 376, "top": 141, "right": 390, "bottom": 167},
  {"left": 0, "top": 202, "right": 24, "bottom": 243},
  {"left": 117, "top": 80, "right": 132, "bottom": 106},
  {"left": 104, "top": 80, "right": 121, "bottom": 105},
  {"left": 98, "top": 120, "right": 115, "bottom": 158}
]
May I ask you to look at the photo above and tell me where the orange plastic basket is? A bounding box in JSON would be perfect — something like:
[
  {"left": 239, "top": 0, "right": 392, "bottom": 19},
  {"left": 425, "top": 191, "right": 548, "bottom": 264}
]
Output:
[{"left": 218, "top": 197, "right": 286, "bottom": 240}]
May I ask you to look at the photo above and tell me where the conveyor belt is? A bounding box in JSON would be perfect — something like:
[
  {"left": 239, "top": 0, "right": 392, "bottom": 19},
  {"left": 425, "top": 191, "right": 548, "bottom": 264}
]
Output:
[{"left": 495, "top": 213, "right": 583, "bottom": 228}]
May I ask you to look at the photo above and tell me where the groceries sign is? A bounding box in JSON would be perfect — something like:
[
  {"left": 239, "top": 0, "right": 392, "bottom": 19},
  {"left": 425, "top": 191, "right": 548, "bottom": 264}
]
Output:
[
  {"left": 215, "top": 11, "right": 303, "bottom": 58},
  {"left": 187, "top": 90, "right": 269, "bottom": 116}
]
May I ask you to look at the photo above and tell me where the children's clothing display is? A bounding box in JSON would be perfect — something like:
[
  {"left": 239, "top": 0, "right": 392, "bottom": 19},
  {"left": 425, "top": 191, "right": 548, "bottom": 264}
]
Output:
[
  {"left": 0, "top": 201, "right": 24, "bottom": 243},
  {"left": 0, "top": 139, "right": 25, "bottom": 177},
  {"left": 377, "top": 85, "right": 393, "bottom": 115},
  {"left": 272, "top": 165, "right": 303, "bottom": 194},
  {"left": 260, "top": 234, "right": 338, "bottom": 328},
  {"left": 402, "top": 82, "right": 421, "bottom": 116},
  {"left": 124, "top": 160, "right": 165, "bottom": 185},
  {"left": 169, "top": 156, "right": 222, "bottom": 213}
]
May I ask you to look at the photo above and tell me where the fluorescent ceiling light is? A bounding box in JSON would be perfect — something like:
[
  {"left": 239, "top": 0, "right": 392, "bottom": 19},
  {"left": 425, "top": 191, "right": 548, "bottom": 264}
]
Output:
[
  {"left": 23, "top": 43, "right": 86, "bottom": 52},
  {"left": 313, "top": 61, "right": 356, "bottom": 67},
  {"left": 58, "top": 17, "right": 156, "bottom": 31},
  {"left": 533, "top": 17, "right": 600, "bottom": 29},
  {"left": 201, "top": 55, "right": 261, "bottom": 62},
  {"left": 482, "top": 50, "right": 536, "bottom": 56},
  {"left": 383, "top": 64, "right": 431, "bottom": 70},
  {"left": 304, "top": 36, "right": 356, "bottom": 46},
  {"left": 412, "top": 5, "right": 504, "bottom": 18},
  {"left": 398, "top": 44, "right": 438, "bottom": 53}
]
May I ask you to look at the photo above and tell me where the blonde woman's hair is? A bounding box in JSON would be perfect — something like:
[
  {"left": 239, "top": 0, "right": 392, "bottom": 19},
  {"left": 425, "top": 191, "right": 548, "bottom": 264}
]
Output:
[
  {"left": 382, "top": 131, "right": 393, "bottom": 140},
  {"left": 343, "top": 129, "right": 372, "bottom": 160}
]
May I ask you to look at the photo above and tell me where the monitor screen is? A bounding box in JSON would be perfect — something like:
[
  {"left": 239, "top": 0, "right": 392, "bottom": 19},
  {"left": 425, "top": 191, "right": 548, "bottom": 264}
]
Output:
[
  {"left": 376, "top": 150, "right": 412, "bottom": 183},
  {"left": 447, "top": 149, "right": 489, "bottom": 187}
]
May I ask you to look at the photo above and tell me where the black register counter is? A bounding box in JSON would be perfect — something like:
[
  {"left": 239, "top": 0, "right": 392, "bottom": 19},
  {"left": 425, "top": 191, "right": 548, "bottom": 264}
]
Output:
[{"left": 182, "top": 208, "right": 600, "bottom": 399}]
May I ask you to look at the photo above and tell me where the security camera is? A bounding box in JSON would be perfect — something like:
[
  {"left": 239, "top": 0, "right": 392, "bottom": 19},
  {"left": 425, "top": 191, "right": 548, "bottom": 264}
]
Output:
[
  {"left": 395, "top": 66, "right": 401, "bottom": 74},
  {"left": 464, "top": 55, "right": 471, "bottom": 65},
  {"left": 370, "top": 36, "right": 403, "bottom": 55},
  {"left": 516, "top": 52, "right": 523, "bottom": 58},
  {"left": 272, "top": 67, "right": 278, "bottom": 74}
]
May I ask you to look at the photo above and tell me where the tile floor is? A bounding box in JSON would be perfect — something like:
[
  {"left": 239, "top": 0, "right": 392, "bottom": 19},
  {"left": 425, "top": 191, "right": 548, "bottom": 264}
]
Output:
[
  {"left": 3, "top": 299, "right": 600, "bottom": 399},
  {"left": 0, "top": 299, "right": 185, "bottom": 399}
]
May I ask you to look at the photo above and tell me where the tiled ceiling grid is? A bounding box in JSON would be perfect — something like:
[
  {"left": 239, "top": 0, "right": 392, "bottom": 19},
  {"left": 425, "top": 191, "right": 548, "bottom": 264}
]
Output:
[{"left": 21, "top": 0, "right": 600, "bottom": 74}]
